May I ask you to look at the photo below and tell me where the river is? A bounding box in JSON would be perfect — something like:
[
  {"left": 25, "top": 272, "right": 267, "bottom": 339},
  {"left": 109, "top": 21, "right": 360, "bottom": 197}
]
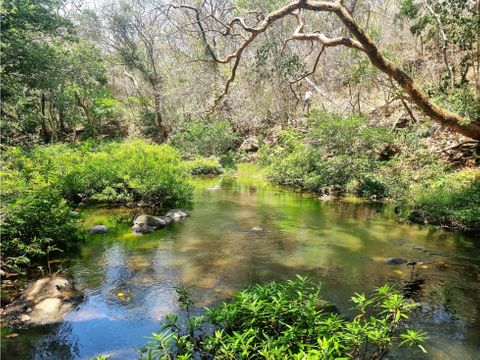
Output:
[{"left": 2, "top": 175, "right": 479, "bottom": 359}]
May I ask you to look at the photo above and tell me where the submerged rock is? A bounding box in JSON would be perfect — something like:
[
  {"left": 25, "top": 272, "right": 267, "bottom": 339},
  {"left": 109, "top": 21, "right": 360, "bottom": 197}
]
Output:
[
  {"left": 86, "top": 225, "right": 108, "bottom": 234},
  {"left": 165, "top": 209, "right": 189, "bottom": 221},
  {"left": 384, "top": 257, "right": 407, "bottom": 265},
  {"left": 315, "top": 300, "right": 339, "bottom": 314}
]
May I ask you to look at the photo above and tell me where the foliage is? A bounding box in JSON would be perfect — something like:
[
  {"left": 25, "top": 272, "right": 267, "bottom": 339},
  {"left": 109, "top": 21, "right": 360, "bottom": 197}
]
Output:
[
  {"left": 433, "top": 86, "right": 480, "bottom": 124},
  {"left": 169, "top": 121, "right": 238, "bottom": 159},
  {"left": 406, "top": 168, "right": 480, "bottom": 231},
  {"left": 0, "top": 186, "right": 80, "bottom": 272},
  {"left": 0, "top": 140, "right": 193, "bottom": 271},
  {"left": 139, "top": 277, "right": 426, "bottom": 359},
  {"left": 184, "top": 158, "right": 223, "bottom": 176},
  {"left": 2, "top": 140, "right": 193, "bottom": 206},
  {"left": 0, "top": 0, "right": 119, "bottom": 145},
  {"left": 260, "top": 111, "right": 394, "bottom": 197}
]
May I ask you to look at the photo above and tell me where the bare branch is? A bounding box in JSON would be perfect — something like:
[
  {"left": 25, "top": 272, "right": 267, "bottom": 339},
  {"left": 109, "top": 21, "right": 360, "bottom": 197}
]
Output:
[{"left": 289, "top": 45, "right": 325, "bottom": 100}]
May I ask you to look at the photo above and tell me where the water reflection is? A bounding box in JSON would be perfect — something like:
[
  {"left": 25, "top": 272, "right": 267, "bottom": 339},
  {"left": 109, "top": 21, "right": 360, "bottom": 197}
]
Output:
[{"left": 2, "top": 177, "right": 479, "bottom": 359}]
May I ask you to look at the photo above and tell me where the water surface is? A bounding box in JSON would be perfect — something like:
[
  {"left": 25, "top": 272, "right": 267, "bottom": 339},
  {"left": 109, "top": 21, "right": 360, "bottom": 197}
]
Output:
[{"left": 2, "top": 176, "right": 480, "bottom": 359}]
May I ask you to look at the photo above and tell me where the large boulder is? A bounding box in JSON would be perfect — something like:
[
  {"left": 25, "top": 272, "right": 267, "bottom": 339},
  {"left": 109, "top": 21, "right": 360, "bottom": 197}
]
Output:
[
  {"left": 10, "top": 277, "right": 82, "bottom": 325},
  {"left": 165, "top": 209, "right": 189, "bottom": 221},
  {"left": 132, "top": 214, "right": 169, "bottom": 234},
  {"left": 239, "top": 136, "right": 259, "bottom": 152}
]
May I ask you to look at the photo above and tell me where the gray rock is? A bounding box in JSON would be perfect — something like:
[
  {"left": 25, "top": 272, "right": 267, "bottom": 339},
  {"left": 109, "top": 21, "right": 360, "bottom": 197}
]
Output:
[
  {"left": 207, "top": 186, "right": 222, "bottom": 190},
  {"left": 20, "top": 314, "right": 31, "bottom": 322},
  {"left": 384, "top": 257, "right": 407, "bottom": 265},
  {"left": 132, "top": 214, "right": 168, "bottom": 234},
  {"left": 17, "top": 277, "right": 81, "bottom": 325},
  {"left": 239, "top": 136, "right": 259, "bottom": 152},
  {"left": 319, "top": 195, "right": 335, "bottom": 201},
  {"left": 251, "top": 226, "right": 263, "bottom": 232},
  {"left": 86, "top": 225, "right": 108, "bottom": 234},
  {"left": 165, "top": 209, "right": 189, "bottom": 221}
]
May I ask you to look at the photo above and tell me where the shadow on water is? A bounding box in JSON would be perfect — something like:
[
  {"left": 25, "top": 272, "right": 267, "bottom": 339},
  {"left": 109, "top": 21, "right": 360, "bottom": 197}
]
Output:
[{"left": 2, "top": 176, "right": 480, "bottom": 359}]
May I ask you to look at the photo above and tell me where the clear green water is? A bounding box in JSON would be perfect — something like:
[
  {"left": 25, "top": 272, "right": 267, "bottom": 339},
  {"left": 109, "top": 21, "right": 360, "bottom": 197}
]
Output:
[{"left": 2, "top": 176, "right": 479, "bottom": 359}]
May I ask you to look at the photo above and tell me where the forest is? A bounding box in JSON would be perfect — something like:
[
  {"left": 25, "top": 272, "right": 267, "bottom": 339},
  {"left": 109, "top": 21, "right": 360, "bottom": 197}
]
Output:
[{"left": 1, "top": 0, "right": 479, "bottom": 359}]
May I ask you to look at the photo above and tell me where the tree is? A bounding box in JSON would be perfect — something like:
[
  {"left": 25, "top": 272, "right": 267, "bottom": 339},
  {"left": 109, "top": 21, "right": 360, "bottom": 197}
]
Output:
[
  {"left": 397, "top": 0, "right": 479, "bottom": 90},
  {"left": 102, "top": 0, "right": 170, "bottom": 142},
  {"left": 177, "top": 0, "right": 480, "bottom": 140},
  {"left": 0, "top": 0, "right": 118, "bottom": 144}
]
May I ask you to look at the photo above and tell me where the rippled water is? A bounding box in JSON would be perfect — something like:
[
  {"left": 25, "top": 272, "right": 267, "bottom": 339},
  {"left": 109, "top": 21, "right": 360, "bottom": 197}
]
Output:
[{"left": 2, "top": 176, "right": 480, "bottom": 359}]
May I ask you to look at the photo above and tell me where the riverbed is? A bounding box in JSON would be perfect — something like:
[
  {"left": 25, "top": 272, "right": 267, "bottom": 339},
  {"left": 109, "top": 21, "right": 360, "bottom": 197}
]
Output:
[{"left": 2, "top": 176, "right": 479, "bottom": 359}]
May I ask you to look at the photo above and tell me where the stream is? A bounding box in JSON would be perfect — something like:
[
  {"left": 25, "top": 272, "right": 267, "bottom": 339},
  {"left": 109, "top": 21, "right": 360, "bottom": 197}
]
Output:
[{"left": 2, "top": 176, "right": 480, "bottom": 359}]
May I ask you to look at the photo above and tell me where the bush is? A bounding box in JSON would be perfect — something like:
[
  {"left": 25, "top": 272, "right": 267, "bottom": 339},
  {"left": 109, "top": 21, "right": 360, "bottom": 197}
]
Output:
[
  {"left": 0, "top": 139, "right": 194, "bottom": 272},
  {"left": 260, "top": 113, "right": 388, "bottom": 195},
  {"left": 2, "top": 140, "right": 193, "bottom": 207},
  {"left": 184, "top": 157, "right": 223, "bottom": 175},
  {"left": 140, "top": 277, "right": 426, "bottom": 359},
  {"left": 0, "top": 186, "right": 80, "bottom": 272},
  {"left": 169, "top": 121, "right": 238, "bottom": 158},
  {"left": 407, "top": 168, "right": 480, "bottom": 231},
  {"left": 347, "top": 174, "right": 389, "bottom": 200}
]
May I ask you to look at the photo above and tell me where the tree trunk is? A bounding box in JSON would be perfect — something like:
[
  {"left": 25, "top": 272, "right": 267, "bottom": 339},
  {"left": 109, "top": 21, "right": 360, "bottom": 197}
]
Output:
[
  {"left": 151, "top": 80, "right": 168, "bottom": 142},
  {"left": 40, "top": 94, "right": 50, "bottom": 143}
]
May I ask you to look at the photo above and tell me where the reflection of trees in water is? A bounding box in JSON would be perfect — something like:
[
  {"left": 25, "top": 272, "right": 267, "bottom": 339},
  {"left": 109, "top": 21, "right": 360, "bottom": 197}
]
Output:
[{"left": 1, "top": 322, "right": 79, "bottom": 360}]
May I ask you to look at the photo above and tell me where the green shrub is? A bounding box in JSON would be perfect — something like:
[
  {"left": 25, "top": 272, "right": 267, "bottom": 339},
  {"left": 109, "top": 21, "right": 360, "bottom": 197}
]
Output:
[
  {"left": 169, "top": 121, "right": 238, "bottom": 158},
  {"left": 347, "top": 174, "right": 389, "bottom": 199},
  {"left": 184, "top": 157, "right": 223, "bottom": 175},
  {"left": 260, "top": 114, "right": 386, "bottom": 195},
  {"left": 140, "top": 277, "right": 426, "bottom": 359},
  {"left": 0, "top": 186, "right": 80, "bottom": 272},
  {"left": 2, "top": 140, "right": 193, "bottom": 207},
  {"left": 407, "top": 168, "right": 480, "bottom": 231}
]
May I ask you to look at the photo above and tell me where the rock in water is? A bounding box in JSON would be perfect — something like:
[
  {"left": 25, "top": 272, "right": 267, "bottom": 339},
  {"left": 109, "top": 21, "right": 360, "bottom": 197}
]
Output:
[
  {"left": 11, "top": 277, "right": 82, "bottom": 325},
  {"left": 132, "top": 214, "right": 168, "bottom": 234},
  {"left": 384, "top": 257, "right": 407, "bottom": 265},
  {"left": 239, "top": 136, "right": 259, "bottom": 152},
  {"left": 251, "top": 226, "right": 263, "bottom": 232},
  {"left": 86, "top": 225, "right": 109, "bottom": 234},
  {"left": 165, "top": 209, "right": 189, "bottom": 221}
]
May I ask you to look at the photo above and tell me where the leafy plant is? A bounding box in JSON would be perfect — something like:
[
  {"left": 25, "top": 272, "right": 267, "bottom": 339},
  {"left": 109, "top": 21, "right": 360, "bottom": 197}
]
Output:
[
  {"left": 184, "top": 157, "right": 223, "bottom": 175},
  {"left": 140, "top": 277, "right": 426, "bottom": 359},
  {"left": 169, "top": 121, "right": 238, "bottom": 159},
  {"left": 0, "top": 186, "right": 80, "bottom": 272}
]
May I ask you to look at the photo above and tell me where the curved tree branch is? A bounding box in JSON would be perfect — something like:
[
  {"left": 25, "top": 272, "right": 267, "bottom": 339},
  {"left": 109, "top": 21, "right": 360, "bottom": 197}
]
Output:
[{"left": 182, "top": 0, "right": 480, "bottom": 139}]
